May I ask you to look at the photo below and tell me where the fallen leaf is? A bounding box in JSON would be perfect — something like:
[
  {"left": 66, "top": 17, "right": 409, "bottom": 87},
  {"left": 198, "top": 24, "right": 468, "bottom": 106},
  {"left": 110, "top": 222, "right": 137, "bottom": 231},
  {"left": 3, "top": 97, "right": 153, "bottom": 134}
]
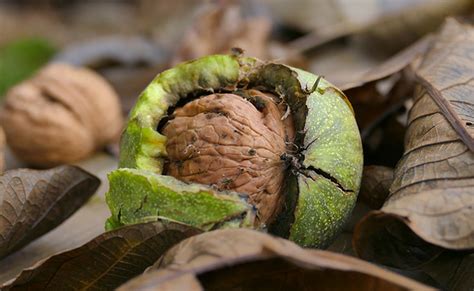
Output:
[
  {"left": 119, "top": 229, "right": 434, "bottom": 291},
  {"left": 171, "top": 1, "right": 305, "bottom": 68},
  {"left": 326, "top": 202, "right": 372, "bottom": 257},
  {"left": 309, "top": 35, "right": 430, "bottom": 152},
  {"left": 2, "top": 220, "right": 201, "bottom": 290},
  {"left": 340, "top": 35, "right": 433, "bottom": 91},
  {"left": 354, "top": 212, "right": 445, "bottom": 269},
  {"left": 0, "top": 154, "right": 116, "bottom": 283},
  {"left": 354, "top": 0, "right": 473, "bottom": 55},
  {"left": 362, "top": 115, "right": 407, "bottom": 167},
  {"left": 354, "top": 19, "right": 474, "bottom": 269},
  {"left": 307, "top": 43, "right": 378, "bottom": 91},
  {"left": 267, "top": 0, "right": 471, "bottom": 55},
  {"left": 339, "top": 35, "right": 432, "bottom": 134},
  {"left": 421, "top": 251, "right": 474, "bottom": 290},
  {"left": 384, "top": 267, "right": 441, "bottom": 289},
  {"left": 172, "top": 2, "right": 271, "bottom": 64},
  {"left": 0, "top": 165, "right": 99, "bottom": 259},
  {"left": 414, "top": 20, "right": 474, "bottom": 151},
  {"left": 359, "top": 166, "right": 394, "bottom": 209}
]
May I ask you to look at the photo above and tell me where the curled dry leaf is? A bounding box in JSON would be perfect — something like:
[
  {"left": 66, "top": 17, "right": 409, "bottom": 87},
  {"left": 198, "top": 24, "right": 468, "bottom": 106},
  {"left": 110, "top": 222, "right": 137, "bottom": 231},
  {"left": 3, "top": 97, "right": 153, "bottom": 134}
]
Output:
[
  {"left": 172, "top": 2, "right": 270, "bottom": 65},
  {"left": 359, "top": 166, "right": 394, "bottom": 209},
  {"left": 119, "top": 229, "right": 433, "bottom": 291},
  {"left": 421, "top": 251, "right": 474, "bottom": 290},
  {"left": 340, "top": 35, "right": 433, "bottom": 91},
  {"left": 266, "top": 0, "right": 470, "bottom": 54},
  {"left": 354, "top": 19, "right": 474, "bottom": 268},
  {"left": 0, "top": 63, "right": 124, "bottom": 167},
  {"left": 363, "top": 115, "right": 407, "bottom": 168},
  {"left": 353, "top": 0, "right": 473, "bottom": 55},
  {"left": 331, "top": 35, "right": 433, "bottom": 153},
  {"left": 2, "top": 220, "right": 201, "bottom": 290},
  {"left": 171, "top": 2, "right": 305, "bottom": 67},
  {"left": 333, "top": 36, "right": 428, "bottom": 166},
  {"left": 0, "top": 165, "right": 100, "bottom": 259},
  {"left": 341, "top": 35, "right": 432, "bottom": 128}
]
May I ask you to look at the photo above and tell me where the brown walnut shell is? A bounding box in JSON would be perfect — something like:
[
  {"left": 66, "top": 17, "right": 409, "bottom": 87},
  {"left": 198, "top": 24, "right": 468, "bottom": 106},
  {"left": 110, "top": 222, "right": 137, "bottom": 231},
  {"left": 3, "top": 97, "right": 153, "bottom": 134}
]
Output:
[
  {"left": 163, "top": 90, "right": 295, "bottom": 224},
  {"left": 0, "top": 63, "right": 123, "bottom": 167}
]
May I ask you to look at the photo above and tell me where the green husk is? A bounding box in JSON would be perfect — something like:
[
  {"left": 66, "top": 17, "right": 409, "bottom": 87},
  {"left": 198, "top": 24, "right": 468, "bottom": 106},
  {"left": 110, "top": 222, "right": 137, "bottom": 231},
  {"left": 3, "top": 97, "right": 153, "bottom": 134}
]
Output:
[{"left": 106, "top": 54, "right": 363, "bottom": 248}]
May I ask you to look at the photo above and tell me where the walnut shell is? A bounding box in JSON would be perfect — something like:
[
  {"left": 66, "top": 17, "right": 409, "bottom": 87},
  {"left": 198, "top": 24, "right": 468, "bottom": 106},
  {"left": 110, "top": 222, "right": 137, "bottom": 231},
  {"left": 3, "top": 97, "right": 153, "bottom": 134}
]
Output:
[
  {"left": 163, "top": 91, "right": 295, "bottom": 224},
  {"left": 0, "top": 63, "right": 123, "bottom": 167},
  {"left": 107, "top": 55, "right": 363, "bottom": 248}
]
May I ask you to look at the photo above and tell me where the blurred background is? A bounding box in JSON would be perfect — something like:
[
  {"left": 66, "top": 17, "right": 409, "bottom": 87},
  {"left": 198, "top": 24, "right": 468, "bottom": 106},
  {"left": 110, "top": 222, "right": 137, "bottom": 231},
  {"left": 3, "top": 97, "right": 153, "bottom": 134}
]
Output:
[
  {"left": 1, "top": 0, "right": 473, "bottom": 171},
  {"left": 1, "top": 0, "right": 473, "bottom": 285},
  {"left": 2, "top": 0, "right": 473, "bottom": 99}
]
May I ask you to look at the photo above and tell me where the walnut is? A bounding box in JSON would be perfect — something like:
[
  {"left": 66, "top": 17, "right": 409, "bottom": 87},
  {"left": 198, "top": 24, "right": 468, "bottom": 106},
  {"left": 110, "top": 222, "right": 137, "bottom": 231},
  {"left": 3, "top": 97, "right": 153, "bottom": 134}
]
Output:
[
  {"left": 106, "top": 54, "right": 363, "bottom": 248},
  {"left": 0, "top": 63, "right": 123, "bottom": 167},
  {"left": 163, "top": 90, "right": 294, "bottom": 224}
]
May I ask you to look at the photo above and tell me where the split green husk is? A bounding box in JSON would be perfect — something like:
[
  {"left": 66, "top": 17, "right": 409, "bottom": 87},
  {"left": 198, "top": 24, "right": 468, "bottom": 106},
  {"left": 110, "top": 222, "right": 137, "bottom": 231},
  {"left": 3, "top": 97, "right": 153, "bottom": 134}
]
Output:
[{"left": 106, "top": 54, "right": 363, "bottom": 248}]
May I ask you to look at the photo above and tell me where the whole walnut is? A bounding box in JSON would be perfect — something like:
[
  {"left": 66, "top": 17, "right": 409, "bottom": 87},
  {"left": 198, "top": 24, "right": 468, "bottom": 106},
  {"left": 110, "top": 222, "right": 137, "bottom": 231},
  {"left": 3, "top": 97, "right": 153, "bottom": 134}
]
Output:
[
  {"left": 0, "top": 63, "right": 123, "bottom": 167},
  {"left": 106, "top": 55, "right": 363, "bottom": 248}
]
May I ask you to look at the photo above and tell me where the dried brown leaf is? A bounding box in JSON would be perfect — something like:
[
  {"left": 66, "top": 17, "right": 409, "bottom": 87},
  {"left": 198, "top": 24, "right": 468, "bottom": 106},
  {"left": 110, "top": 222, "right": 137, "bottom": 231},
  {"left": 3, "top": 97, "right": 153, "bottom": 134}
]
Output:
[
  {"left": 359, "top": 166, "right": 394, "bottom": 209},
  {"left": 337, "top": 36, "right": 432, "bottom": 135},
  {"left": 421, "top": 252, "right": 474, "bottom": 290},
  {"left": 0, "top": 154, "right": 116, "bottom": 283},
  {"left": 414, "top": 19, "right": 474, "bottom": 151},
  {"left": 267, "top": 0, "right": 470, "bottom": 54},
  {"left": 0, "top": 165, "right": 99, "bottom": 259},
  {"left": 340, "top": 35, "right": 433, "bottom": 91},
  {"left": 119, "top": 229, "right": 434, "bottom": 291},
  {"left": 172, "top": 3, "right": 271, "bottom": 65},
  {"left": 354, "top": 0, "right": 473, "bottom": 55},
  {"left": 362, "top": 115, "right": 407, "bottom": 167},
  {"left": 354, "top": 19, "right": 474, "bottom": 268},
  {"left": 2, "top": 220, "right": 201, "bottom": 290}
]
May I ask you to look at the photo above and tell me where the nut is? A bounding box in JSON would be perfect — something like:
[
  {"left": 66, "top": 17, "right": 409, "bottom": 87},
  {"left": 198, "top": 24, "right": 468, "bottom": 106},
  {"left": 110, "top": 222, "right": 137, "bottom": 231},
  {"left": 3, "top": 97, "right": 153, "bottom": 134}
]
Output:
[
  {"left": 106, "top": 55, "right": 363, "bottom": 248},
  {"left": 0, "top": 63, "right": 123, "bottom": 167},
  {"left": 163, "top": 91, "right": 295, "bottom": 224}
]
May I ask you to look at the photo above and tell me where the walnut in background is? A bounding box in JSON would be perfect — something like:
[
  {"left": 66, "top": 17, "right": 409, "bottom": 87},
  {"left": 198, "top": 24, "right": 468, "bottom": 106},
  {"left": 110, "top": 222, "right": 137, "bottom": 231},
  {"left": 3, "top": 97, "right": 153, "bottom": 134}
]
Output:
[{"left": 0, "top": 63, "right": 123, "bottom": 167}]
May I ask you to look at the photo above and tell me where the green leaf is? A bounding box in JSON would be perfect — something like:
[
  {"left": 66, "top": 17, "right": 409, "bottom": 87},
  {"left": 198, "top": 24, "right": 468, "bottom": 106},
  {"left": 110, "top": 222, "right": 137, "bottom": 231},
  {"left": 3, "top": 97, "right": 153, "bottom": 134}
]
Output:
[{"left": 0, "top": 38, "right": 56, "bottom": 96}]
